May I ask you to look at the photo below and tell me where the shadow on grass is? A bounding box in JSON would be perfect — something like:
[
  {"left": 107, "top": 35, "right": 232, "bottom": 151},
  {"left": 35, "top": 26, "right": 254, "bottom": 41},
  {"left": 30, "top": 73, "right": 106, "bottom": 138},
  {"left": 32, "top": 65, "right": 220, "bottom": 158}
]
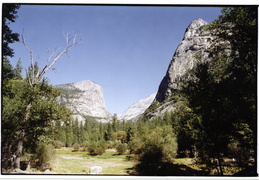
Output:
[
  {"left": 233, "top": 166, "right": 258, "bottom": 177},
  {"left": 128, "top": 162, "right": 209, "bottom": 176}
]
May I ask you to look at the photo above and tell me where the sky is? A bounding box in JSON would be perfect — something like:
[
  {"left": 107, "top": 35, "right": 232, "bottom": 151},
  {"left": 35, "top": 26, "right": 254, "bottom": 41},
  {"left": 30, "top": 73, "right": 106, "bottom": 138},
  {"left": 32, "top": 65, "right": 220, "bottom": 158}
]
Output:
[{"left": 8, "top": 4, "right": 222, "bottom": 115}]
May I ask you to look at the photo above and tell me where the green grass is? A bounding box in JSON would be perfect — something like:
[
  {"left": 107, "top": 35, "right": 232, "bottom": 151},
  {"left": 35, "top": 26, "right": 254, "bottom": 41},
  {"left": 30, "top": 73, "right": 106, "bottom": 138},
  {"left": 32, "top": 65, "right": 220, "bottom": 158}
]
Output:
[
  {"left": 52, "top": 148, "right": 135, "bottom": 175},
  {"left": 50, "top": 148, "right": 245, "bottom": 175}
]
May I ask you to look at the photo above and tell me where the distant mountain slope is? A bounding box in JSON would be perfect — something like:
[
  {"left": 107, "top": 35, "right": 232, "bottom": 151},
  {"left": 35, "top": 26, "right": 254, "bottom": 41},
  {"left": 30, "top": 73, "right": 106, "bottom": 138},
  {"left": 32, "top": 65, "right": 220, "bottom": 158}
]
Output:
[
  {"left": 144, "top": 18, "right": 213, "bottom": 118},
  {"left": 55, "top": 80, "right": 112, "bottom": 123},
  {"left": 118, "top": 93, "right": 156, "bottom": 121}
]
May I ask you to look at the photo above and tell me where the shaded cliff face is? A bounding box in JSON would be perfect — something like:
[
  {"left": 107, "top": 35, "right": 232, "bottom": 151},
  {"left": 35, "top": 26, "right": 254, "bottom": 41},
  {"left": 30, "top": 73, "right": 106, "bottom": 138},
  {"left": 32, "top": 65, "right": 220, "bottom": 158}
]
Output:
[
  {"left": 155, "top": 18, "right": 211, "bottom": 102},
  {"left": 145, "top": 18, "right": 212, "bottom": 117},
  {"left": 55, "top": 80, "right": 111, "bottom": 123},
  {"left": 118, "top": 92, "right": 157, "bottom": 121}
]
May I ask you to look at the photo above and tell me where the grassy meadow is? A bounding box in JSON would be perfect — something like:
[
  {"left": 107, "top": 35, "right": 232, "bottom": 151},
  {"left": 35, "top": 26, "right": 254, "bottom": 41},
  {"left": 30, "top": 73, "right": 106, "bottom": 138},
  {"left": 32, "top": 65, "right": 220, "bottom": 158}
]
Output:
[
  {"left": 42, "top": 147, "right": 244, "bottom": 176},
  {"left": 51, "top": 148, "right": 136, "bottom": 175}
]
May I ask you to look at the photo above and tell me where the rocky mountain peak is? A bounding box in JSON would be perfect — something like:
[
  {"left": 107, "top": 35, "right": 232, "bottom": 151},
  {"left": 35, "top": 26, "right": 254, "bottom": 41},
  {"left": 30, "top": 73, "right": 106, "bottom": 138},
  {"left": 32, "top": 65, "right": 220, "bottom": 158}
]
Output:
[
  {"left": 55, "top": 80, "right": 111, "bottom": 123},
  {"left": 145, "top": 18, "right": 212, "bottom": 118},
  {"left": 119, "top": 93, "right": 157, "bottom": 121},
  {"left": 183, "top": 18, "right": 209, "bottom": 40},
  {"left": 155, "top": 18, "right": 211, "bottom": 103}
]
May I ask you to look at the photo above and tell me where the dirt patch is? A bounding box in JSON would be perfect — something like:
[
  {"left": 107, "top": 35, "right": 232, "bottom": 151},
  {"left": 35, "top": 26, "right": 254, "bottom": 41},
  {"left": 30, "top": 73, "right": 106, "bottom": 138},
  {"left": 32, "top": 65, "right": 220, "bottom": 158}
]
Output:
[{"left": 59, "top": 155, "right": 83, "bottom": 160}]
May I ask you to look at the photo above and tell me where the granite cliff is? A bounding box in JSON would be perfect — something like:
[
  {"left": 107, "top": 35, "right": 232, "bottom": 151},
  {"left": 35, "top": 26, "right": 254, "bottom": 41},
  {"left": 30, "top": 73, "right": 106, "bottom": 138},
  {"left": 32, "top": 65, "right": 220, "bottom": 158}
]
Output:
[
  {"left": 144, "top": 18, "right": 213, "bottom": 118},
  {"left": 55, "top": 80, "right": 112, "bottom": 123}
]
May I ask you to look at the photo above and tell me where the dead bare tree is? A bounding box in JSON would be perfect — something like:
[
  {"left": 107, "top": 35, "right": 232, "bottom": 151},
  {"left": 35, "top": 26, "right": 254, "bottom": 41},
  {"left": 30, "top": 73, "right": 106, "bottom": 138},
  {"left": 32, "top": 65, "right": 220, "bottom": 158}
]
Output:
[
  {"left": 13, "top": 33, "right": 79, "bottom": 170},
  {"left": 22, "top": 33, "right": 79, "bottom": 87}
]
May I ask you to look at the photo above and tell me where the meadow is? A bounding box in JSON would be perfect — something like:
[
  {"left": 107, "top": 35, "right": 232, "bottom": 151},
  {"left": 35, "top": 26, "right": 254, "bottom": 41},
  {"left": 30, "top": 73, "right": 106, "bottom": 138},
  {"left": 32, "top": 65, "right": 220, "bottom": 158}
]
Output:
[
  {"left": 47, "top": 147, "right": 243, "bottom": 176},
  {"left": 51, "top": 148, "right": 136, "bottom": 175}
]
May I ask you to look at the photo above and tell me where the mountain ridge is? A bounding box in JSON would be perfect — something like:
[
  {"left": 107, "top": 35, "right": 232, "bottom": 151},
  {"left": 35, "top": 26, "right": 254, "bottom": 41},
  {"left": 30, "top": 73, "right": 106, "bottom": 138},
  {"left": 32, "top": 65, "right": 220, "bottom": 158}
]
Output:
[
  {"left": 144, "top": 18, "right": 212, "bottom": 118},
  {"left": 118, "top": 92, "right": 157, "bottom": 121}
]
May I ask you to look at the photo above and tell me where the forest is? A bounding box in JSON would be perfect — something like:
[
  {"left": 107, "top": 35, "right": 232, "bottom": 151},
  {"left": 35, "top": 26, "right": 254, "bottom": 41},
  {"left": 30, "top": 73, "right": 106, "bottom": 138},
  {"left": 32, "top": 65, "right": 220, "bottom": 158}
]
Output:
[{"left": 1, "top": 5, "right": 257, "bottom": 176}]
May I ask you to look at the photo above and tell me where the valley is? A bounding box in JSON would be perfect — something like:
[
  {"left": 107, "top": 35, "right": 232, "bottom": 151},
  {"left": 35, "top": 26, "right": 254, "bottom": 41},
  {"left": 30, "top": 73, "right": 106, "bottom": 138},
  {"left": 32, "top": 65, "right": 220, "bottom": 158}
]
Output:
[{"left": 2, "top": 6, "right": 257, "bottom": 177}]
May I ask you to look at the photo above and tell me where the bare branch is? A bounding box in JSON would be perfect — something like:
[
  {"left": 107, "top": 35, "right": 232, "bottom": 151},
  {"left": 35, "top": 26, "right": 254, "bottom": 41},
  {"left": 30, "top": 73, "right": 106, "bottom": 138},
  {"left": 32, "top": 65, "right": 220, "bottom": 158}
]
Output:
[
  {"left": 22, "top": 35, "right": 37, "bottom": 87},
  {"left": 38, "top": 33, "right": 80, "bottom": 79},
  {"left": 22, "top": 33, "right": 80, "bottom": 85}
]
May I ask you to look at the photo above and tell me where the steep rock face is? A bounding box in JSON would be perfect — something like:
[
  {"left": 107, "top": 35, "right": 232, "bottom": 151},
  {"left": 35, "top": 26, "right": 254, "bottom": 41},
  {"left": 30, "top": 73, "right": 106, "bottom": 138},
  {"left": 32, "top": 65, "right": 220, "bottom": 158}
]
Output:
[
  {"left": 155, "top": 19, "right": 212, "bottom": 102},
  {"left": 119, "top": 93, "right": 157, "bottom": 121},
  {"left": 146, "top": 18, "right": 212, "bottom": 117},
  {"left": 55, "top": 80, "right": 111, "bottom": 123},
  {"left": 156, "top": 18, "right": 211, "bottom": 102}
]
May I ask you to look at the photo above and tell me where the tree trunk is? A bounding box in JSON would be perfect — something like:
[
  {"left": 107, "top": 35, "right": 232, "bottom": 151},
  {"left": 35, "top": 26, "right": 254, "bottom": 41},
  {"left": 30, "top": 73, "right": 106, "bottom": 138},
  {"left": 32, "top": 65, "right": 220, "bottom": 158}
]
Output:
[
  {"left": 14, "top": 130, "right": 25, "bottom": 169},
  {"left": 14, "top": 101, "right": 31, "bottom": 169},
  {"left": 217, "top": 153, "right": 224, "bottom": 175}
]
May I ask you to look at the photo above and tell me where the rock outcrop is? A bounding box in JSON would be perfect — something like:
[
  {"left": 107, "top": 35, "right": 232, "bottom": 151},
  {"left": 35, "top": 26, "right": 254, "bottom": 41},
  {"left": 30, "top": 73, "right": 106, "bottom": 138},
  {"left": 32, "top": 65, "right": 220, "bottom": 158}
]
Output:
[
  {"left": 89, "top": 166, "right": 102, "bottom": 174},
  {"left": 119, "top": 93, "right": 156, "bottom": 121},
  {"left": 55, "top": 80, "right": 111, "bottom": 123},
  {"left": 145, "top": 18, "right": 212, "bottom": 117}
]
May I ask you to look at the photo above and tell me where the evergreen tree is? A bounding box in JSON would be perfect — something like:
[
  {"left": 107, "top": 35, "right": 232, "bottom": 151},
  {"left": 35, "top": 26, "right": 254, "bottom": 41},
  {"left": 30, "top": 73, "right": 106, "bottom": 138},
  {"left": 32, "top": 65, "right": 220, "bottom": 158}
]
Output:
[
  {"left": 112, "top": 114, "right": 118, "bottom": 133},
  {"left": 2, "top": 4, "right": 20, "bottom": 57},
  {"left": 13, "top": 58, "right": 23, "bottom": 79},
  {"left": 181, "top": 7, "right": 257, "bottom": 174}
]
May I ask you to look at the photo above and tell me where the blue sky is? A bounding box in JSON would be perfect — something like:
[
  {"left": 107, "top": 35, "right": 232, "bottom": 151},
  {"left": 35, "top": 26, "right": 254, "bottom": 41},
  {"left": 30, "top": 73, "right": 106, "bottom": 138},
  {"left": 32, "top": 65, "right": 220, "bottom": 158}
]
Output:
[{"left": 9, "top": 5, "right": 222, "bottom": 115}]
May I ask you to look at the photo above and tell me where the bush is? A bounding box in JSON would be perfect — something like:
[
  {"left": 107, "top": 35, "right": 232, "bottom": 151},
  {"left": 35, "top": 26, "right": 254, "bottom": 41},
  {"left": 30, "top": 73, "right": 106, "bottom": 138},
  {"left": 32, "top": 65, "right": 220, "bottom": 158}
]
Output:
[
  {"left": 52, "top": 140, "right": 64, "bottom": 149},
  {"left": 140, "top": 126, "right": 178, "bottom": 163},
  {"left": 36, "top": 143, "right": 55, "bottom": 171},
  {"left": 73, "top": 143, "right": 80, "bottom": 151},
  {"left": 87, "top": 141, "right": 107, "bottom": 156},
  {"left": 130, "top": 126, "right": 178, "bottom": 163},
  {"left": 116, "top": 143, "right": 128, "bottom": 155},
  {"left": 81, "top": 141, "right": 89, "bottom": 151},
  {"left": 106, "top": 140, "right": 115, "bottom": 149},
  {"left": 116, "top": 131, "right": 127, "bottom": 143},
  {"left": 128, "top": 138, "right": 144, "bottom": 154}
]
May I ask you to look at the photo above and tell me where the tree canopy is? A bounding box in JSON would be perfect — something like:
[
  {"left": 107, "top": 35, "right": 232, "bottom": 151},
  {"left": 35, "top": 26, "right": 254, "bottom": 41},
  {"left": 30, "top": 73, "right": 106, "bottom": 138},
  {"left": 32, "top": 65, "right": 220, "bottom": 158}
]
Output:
[
  {"left": 2, "top": 4, "right": 20, "bottom": 57},
  {"left": 180, "top": 6, "right": 257, "bottom": 175}
]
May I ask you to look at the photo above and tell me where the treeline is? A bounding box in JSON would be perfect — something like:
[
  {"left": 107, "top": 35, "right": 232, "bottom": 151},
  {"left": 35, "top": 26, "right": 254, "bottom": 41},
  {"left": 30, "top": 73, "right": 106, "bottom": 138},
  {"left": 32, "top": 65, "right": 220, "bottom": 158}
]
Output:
[
  {"left": 45, "top": 113, "right": 176, "bottom": 151},
  {"left": 44, "top": 112, "right": 179, "bottom": 165}
]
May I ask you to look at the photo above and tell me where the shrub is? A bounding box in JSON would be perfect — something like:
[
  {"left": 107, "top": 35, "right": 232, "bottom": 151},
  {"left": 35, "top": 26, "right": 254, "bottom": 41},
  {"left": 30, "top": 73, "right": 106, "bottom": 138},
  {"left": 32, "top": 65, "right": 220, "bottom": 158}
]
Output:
[
  {"left": 73, "top": 143, "right": 80, "bottom": 151},
  {"left": 116, "top": 131, "right": 127, "bottom": 143},
  {"left": 81, "top": 141, "right": 89, "bottom": 151},
  {"left": 130, "top": 126, "right": 178, "bottom": 164},
  {"left": 116, "top": 143, "right": 128, "bottom": 155},
  {"left": 128, "top": 138, "right": 144, "bottom": 154},
  {"left": 106, "top": 140, "right": 115, "bottom": 149},
  {"left": 140, "top": 126, "right": 178, "bottom": 163},
  {"left": 36, "top": 143, "right": 55, "bottom": 171},
  {"left": 87, "top": 141, "right": 107, "bottom": 156},
  {"left": 52, "top": 140, "right": 64, "bottom": 149}
]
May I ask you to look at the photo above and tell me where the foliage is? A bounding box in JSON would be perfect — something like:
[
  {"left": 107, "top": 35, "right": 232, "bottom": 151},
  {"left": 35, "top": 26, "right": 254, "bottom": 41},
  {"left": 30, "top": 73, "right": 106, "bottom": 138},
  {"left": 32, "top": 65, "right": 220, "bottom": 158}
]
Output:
[
  {"left": 116, "top": 143, "right": 128, "bottom": 155},
  {"left": 87, "top": 141, "right": 107, "bottom": 156},
  {"left": 128, "top": 137, "right": 144, "bottom": 155},
  {"left": 128, "top": 125, "right": 178, "bottom": 164},
  {"left": 179, "top": 6, "right": 257, "bottom": 175},
  {"left": 73, "top": 143, "right": 80, "bottom": 151},
  {"left": 2, "top": 64, "right": 73, "bottom": 169},
  {"left": 36, "top": 143, "right": 55, "bottom": 171},
  {"left": 52, "top": 140, "right": 64, "bottom": 149},
  {"left": 141, "top": 126, "right": 178, "bottom": 163},
  {"left": 2, "top": 4, "right": 20, "bottom": 57},
  {"left": 114, "top": 131, "right": 127, "bottom": 143}
]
